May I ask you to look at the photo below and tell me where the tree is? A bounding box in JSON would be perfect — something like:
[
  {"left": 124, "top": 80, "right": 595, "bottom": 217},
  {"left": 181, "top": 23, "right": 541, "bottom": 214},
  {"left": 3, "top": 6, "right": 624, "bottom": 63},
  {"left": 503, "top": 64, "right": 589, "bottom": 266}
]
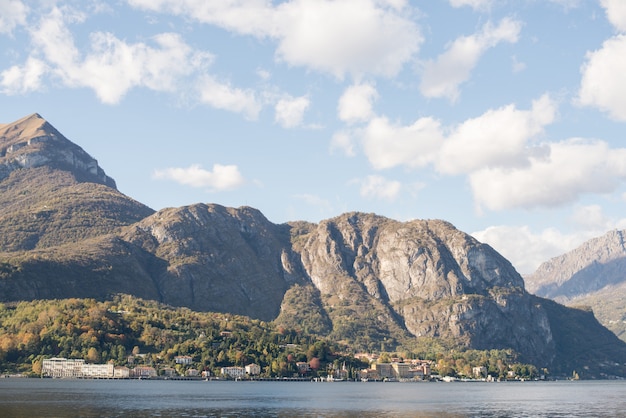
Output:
[
  {"left": 86, "top": 347, "right": 100, "bottom": 363},
  {"left": 309, "top": 357, "right": 320, "bottom": 370}
]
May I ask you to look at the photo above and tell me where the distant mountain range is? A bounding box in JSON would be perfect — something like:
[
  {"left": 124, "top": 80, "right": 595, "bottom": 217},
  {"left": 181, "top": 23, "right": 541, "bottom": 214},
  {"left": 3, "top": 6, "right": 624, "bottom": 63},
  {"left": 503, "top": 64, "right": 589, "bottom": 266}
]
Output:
[
  {"left": 1, "top": 113, "right": 625, "bottom": 378},
  {"left": 525, "top": 229, "right": 626, "bottom": 342}
]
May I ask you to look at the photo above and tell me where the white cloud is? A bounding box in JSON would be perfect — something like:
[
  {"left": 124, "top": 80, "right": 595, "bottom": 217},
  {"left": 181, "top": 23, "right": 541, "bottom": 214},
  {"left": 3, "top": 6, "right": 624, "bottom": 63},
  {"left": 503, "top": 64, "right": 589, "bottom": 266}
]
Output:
[
  {"left": 0, "top": 57, "right": 47, "bottom": 94},
  {"left": 275, "top": 95, "right": 310, "bottom": 128},
  {"left": 419, "top": 17, "right": 521, "bottom": 101},
  {"left": 0, "top": 0, "right": 28, "bottom": 35},
  {"left": 578, "top": 34, "right": 626, "bottom": 121},
  {"left": 437, "top": 94, "right": 556, "bottom": 175},
  {"left": 474, "top": 205, "right": 626, "bottom": 274},
  {"left": 356, "top": 175, "right": 402, "bottom": 201},
  {"left": 152, "top": 164, "right": 245, "bottom": 191},
  {"left": 128, "top": 0, "right": 422, "bottom": 78},
  {"left": 448, "top": 0, "right": 493, "bottom": 10},
  {"left": 361, "top": 116, "right": 444, "bottom": 170},
  {"left": 601, "top": 0, "right": 626, "bottom": 32},
  {"left": 198, "top": 76, "right": 261, "bottom": 120},
  {"left": 469, "top": 138, "right": 626, "bottom": 211},
  {"left": 472, "top": 225, "right": 588, "bottom": 275},
  {"left": 27, "top": 7, "right": 213, "bottom": 104},
  {"left": 338, "top": 83, "right": 378, "bottom": 124},
  {"left": 330, "top": 131, "right": 356, "bottom": 157}
]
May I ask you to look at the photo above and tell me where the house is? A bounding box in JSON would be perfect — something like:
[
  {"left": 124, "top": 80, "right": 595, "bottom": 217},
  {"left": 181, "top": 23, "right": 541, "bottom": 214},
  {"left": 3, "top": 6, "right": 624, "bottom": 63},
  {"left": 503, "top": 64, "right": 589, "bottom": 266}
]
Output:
[
  {"left": 162, "top": 367, "right": 177, "bottom": 377},
  {"left": 296, "top": 362, "right": 310, "bottom": 374},
  {"left": 131, "top": 366, "right": 157, "bottom": 378},
  {"left": 186, "top": 368, "right": 200, "bottom": 377},
  {"left": 245, "top": 363, "right": 261, "bottom": 376},
  {"left": 175, "top": 356, "right": 193, "bottom": 365},
  {"left": 473, "top": 366, "right": 488, "bottom": 378},
  {"left": 114, "top": 366, "right": 130, "bottom": 378},
  {"left": 221, "top": 366, "right": 246, "bottom": 379}
]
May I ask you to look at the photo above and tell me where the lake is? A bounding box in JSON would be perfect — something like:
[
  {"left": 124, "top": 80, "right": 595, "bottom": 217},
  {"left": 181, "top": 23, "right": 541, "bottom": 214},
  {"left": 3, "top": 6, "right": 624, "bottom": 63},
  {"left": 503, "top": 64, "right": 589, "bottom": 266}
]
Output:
[{"left": 0, "top": 378, "right": 624, "bottom": 417}]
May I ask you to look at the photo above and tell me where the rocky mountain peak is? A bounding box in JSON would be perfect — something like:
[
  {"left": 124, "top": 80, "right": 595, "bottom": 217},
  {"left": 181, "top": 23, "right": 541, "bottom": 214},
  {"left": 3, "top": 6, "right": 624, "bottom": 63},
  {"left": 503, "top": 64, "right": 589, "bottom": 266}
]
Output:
[
  {"left": 525, "top": 229, "right": 626, "bottom": 297},
  {"left": 0, "top": 113, "right": 116, "bottom": 188}
]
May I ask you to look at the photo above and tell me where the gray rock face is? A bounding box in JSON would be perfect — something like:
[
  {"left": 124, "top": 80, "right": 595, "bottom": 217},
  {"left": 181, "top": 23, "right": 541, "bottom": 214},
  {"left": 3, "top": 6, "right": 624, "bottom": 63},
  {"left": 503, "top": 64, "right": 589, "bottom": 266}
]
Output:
[
  {"left": 525, "top": 229, "right": 626, "bottom": 341},
  {"left": 121, "top": 204, "right": 306, "bottom": 320},
  {"left": 526, "top": 230, "right": 626, "bottom": 298},
  {"left": 293, "top": 214, "right": 553, "bottom": 361},
  {"left": 0, "top": 113, "right": 115, "bottom": 188}
]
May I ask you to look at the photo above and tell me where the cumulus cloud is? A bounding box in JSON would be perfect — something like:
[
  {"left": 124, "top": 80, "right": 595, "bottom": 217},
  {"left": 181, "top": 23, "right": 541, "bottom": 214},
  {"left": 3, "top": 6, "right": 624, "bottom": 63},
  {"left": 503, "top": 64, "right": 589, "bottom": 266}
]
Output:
[
  {"left": 0, "top": 57, "right": 47, "bottom": 94},
  {"left": 0, "top": 0, "right": 28, "bottom": 35},
  {"left": 578, "top": 35, "right": 626, "bottom": 121},
  {"left": 419, "top": 17, "right": 521, "bottom": 101},
  {"left": 472, "top": 225, "right": 587, "bottom": 275},
  {"left": 198, "top": 76, "right": 261, "bottom": 120},
  {"left": 437, "top": 94, "right": 556, "bottom": 174},
  {"left": 469, "top": 139, "right": 626, "bottom": 211},
  {"left": 361, "top": 116, "right": 444, "bottom": 170},
  {"left": 128, "top": 0, "right": 422, "bottom": 78},
  {"left": 355, "top": 175, "right": 402, "bottom": 201},
  {"left": 474, "top": 205, "right": 626, "bottom": 274},
  {"left": 338, "top": 83, "right": 378, "bottom": 124},
  {"left": 601, "top": 0, "right": 626, "bottom": 32},
  {"left": 152, "top": 164, "right": 245, "bottom": 191},
  {"left": 274, "top": 95, "right": 310, "bottom": 128},
  {"left": 25, "top": 7, "right": 213, "bottom": 104}
]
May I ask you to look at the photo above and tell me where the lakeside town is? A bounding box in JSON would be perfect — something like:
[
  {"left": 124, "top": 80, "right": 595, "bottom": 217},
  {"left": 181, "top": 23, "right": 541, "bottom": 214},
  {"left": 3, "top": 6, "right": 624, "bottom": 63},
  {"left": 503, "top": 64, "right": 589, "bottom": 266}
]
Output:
[{"left": 38, "top": 354, "right": 539, "bottom": 382}]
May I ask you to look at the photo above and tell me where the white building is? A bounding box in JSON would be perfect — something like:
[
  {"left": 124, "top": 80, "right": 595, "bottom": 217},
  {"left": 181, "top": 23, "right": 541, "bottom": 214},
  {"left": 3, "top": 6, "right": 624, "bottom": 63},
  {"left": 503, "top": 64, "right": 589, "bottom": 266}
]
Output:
[
  {"left": 245, "top": 363, "right": 261, "bottom": 376},
  {"left": 221, "top": 366, "right": 246, "bottom": 379},
  {"left": 175, "top": 356, "right": 193, "bottom": 365},
  {"left": 42, "top": 358, "right": 85, "bottom": 378},
  {"left": 81, "top": 363, "right": 114, "bottom": 378}
]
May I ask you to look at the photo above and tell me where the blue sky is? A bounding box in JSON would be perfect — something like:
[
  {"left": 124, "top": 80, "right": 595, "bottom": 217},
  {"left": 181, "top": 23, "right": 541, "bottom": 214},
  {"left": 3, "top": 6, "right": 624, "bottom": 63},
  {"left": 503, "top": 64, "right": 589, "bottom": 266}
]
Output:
[{"left": 2, "top": 0, "right": 626, "bottom": 274}]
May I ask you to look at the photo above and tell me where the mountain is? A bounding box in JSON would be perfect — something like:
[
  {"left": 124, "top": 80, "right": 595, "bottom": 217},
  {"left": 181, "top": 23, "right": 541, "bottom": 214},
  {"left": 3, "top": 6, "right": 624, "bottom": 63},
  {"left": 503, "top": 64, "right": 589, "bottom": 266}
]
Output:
[
  {"left": 0, "top": 114, "right": 154, "bottom": 251},
  {"left": 525, "top": 230, "right": 626, "bottom": 342},
  {"left": 1, "top": 113, "right": 626, "bottom": 378}
]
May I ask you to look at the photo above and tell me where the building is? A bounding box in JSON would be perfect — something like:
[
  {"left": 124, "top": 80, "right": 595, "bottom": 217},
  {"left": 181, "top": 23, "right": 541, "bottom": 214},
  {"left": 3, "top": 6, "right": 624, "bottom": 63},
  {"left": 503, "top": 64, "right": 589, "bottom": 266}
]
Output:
[
  {"left": 114, "top": 366, "right": 130, "bottom": 378},
  {"left": 391, "top": 362, "right": 412, "bottom": 379},
  {"left": 131, "top": 366, "right": 157, "bottom": 378},
  {"left": 186, "top": 368, "right": 200, "bottom": 377},
  {"left": 81, "top": 363, "right": 114, "bottom": 378},
  {"left": 42, "top": 358, "right": 85, "bottom": 378},
  {"left": 371, "top": 363, "right": 394, "bottom": 379},
  {"left": 296, "top": 362, "right": 310, "bottom": 374},
  {"left": 162, "top": 367, "right": 177, "bottom": 377},
  {"left": 175, "top": 356, "right": 193, "bottom": 365},
  {"left": 221, "top": 366, "right": 246, "bottom": 379},
  {"left": 245, "top": 363, "right": 261, "bottom": 376},
  {"left": 473, "top": 366, "right": 488, "bottom": 378}
]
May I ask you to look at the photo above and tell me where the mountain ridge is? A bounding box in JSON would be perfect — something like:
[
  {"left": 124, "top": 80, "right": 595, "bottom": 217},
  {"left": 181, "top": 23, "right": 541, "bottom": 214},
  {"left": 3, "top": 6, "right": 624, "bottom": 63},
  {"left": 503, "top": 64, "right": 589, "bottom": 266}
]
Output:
[
  {"left": 525, "top": 229, "right": 626, "bottom": 341},
  {"left": 1, "top": 113, "right": 625, "bottom": 378}
]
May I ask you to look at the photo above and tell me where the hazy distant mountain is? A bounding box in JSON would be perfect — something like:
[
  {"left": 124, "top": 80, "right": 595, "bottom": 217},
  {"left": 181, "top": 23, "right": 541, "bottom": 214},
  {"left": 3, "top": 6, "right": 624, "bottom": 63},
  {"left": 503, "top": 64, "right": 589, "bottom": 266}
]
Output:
[
  {"left": 525, "top": 229, "right": 626, "bottom": 341},
  {"left": 1, "top": 113, "right": 625, "bottom": 378}
]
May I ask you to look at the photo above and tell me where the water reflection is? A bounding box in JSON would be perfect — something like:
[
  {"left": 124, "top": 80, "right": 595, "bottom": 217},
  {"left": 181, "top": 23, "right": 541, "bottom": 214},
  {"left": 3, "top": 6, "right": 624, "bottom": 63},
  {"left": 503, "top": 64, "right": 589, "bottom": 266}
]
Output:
[{"left": 0, "top": 379, "right": 625, "bottom": 418}]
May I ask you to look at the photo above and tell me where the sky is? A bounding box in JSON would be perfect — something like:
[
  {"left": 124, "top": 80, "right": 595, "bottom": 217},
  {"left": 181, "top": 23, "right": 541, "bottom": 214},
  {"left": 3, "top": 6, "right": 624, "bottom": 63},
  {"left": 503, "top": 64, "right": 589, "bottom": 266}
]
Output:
[{"left": 2, "top": 0, "right": 626, "bottom": 275}]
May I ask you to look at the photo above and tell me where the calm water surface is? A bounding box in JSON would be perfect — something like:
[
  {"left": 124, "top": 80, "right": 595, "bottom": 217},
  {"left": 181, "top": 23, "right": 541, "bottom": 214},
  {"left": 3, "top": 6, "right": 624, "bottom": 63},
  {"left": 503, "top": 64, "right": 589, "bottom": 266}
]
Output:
[{"left": 0, "top": 378, "right": 624, "bottom": 417}]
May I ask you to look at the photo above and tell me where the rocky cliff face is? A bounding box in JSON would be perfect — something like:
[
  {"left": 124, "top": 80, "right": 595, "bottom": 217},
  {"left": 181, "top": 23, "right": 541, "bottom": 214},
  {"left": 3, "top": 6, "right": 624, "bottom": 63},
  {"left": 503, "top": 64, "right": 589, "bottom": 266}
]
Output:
[
  {"left": 0, "top": 113, "right": 115, "bottom": 188},
  {"left": 120, "top": 204, "right": 305, "bottom": 320},
  {"left": 291, "top": 214, "right": 554, "bottom": 361},
  {"left": 525, "top": 230, "right": 626, "bottom": 341}
]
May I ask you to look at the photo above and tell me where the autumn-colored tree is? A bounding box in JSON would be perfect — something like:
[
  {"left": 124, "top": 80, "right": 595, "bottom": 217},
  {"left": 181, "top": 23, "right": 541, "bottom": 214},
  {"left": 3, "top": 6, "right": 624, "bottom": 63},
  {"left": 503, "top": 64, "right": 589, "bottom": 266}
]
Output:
[{"left": 309, "top": 357, "right": 320, "bottom": 370}]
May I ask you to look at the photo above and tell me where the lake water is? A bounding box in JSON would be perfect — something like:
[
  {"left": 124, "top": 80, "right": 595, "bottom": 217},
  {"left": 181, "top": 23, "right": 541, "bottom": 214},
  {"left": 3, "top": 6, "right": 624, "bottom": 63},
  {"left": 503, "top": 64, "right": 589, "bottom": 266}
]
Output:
[{"left": 0, "top": 378, "right": 624, "bottom": 417}]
